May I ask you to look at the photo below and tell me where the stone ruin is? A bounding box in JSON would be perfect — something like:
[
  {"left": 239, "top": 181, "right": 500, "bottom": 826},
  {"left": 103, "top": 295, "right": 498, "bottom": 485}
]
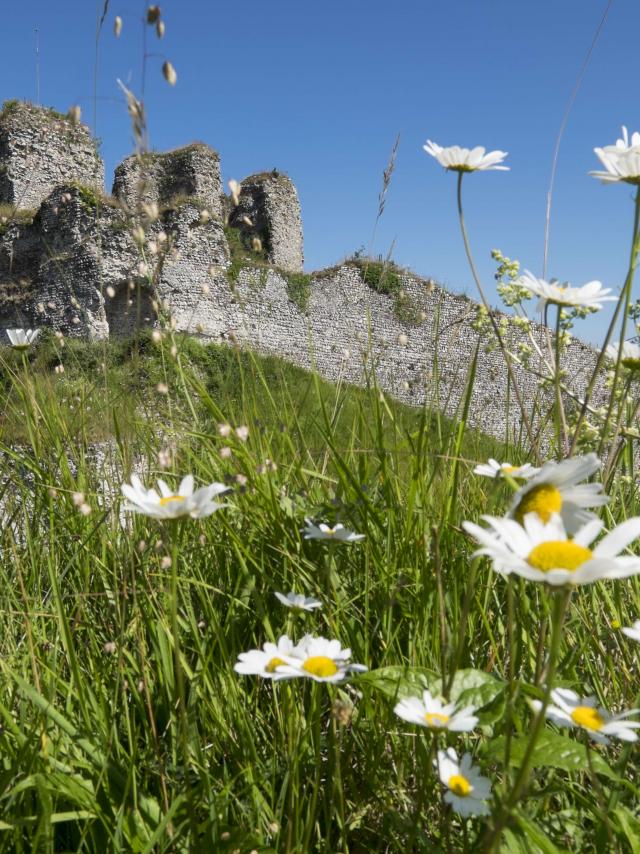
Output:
[{"left": 0, "top": 99, "right": 609, "bottom": 445}]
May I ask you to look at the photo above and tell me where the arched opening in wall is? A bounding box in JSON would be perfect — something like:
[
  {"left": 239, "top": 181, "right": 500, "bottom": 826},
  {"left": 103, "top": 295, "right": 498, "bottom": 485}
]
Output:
[{"left": 104, "top": 279, "right": 155, "bottom": 337}]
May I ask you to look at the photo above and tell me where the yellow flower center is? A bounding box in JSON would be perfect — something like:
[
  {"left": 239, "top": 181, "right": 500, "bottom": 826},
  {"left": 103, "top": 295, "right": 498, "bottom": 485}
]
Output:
[
  {"left": 159, "top": 494, "right": 185, "bottom": 506},
  {"left": 527, "top": 541, "right": 593, "bottom": 573},
  {"left": 265, "top": 657, "right": 286, "bottom": 673},
  {"left": 515, "top": 484, "right": 562, "bottom": 524},
  {"left": 571, "top": 706, "right": 605, "bottom": 731},
  {"left": 448, "top": 774, "right": 471, "bottom": 797},
  {"left": 502, "top": 465, "right": 519, "bottom": 474},
  {"left": 302, "top": 656, "right": 339, "bottom": 678},
  {"left": 324, "top": 528, "right": 336, "bottom": 535},
  {"left": 425, "top": 712, "right": 450, "bottom": 727}
]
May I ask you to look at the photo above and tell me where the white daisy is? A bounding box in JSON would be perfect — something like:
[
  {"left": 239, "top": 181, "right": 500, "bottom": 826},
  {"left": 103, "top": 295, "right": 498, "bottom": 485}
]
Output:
[
  {"left": 622, "top": 620, "right": 640, "bottom": 642},
  {"left": 515, "top": 270, "right": 616, "bottom": 313},
  {"left": 277, "top": 635, "right": 368, "bottom": 683},
  {"left": 121, "top": 474, "right": 229, "bottom": 519},
  {"left": 463, "top": 512, "right": 640, "bottom": 586},
  {"left": 436, "top": 748, "right": 491, "bottom": 818},
  {"left": 233, "top": 636, "right": 299, "bottom": 680},
  {"left": 7, "top": 328, "right": 40, "bottom": 350},
  {"left": 302, "top": 519, "right": 365, "bottom": 542},
  {"left": 394, "top": 690, "right": 478, "bottom": 732},
  {"left": 605, "top": 341, "right": 640, "bottom": 371},
  {"left": 473, "top": 459, "right": 540, "bottom": 480},
  {"left": 507, "top": 454, "right": 608, "bottom": 534},
  {"left": 275, "top": 592, "right": 322, "bottom": 612},
  {"left": 423, "top": 140, "right": 509, "bottom": 172},
  {"left": 531, "top": 688, "right": 640, "bottom": 745},
  {"left": 591, "top": 129, "right": 640, "bottom": 184}
]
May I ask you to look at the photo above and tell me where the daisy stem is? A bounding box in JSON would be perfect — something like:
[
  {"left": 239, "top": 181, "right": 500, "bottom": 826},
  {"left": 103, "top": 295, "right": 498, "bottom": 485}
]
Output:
[
  {"left": 456, "top": 172, "right": 539, "bottom": 460},
  {"left": 570, "top": 186, "right": 640, "bottom": 456},
  {"left": 503, "top": 577, "right": 516, "bottom": 783},
  {"left": 483, "top": 587, "right": 571, "bottom": 850},
  {"left": 553, "top": 305, "right": 569, "bottom": 455}
]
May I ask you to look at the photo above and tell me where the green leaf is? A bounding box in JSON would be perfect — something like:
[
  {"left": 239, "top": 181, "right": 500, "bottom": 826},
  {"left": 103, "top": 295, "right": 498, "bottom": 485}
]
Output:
[
  {"left": 614, "top": 806, "right": 640, "bottom": 854},
  {"left": 448, "top": 669, "right": 506, "bottom": 721},
  {"left": 357, "top": 666, "right": 439, "bottom": 701},
  {"left": 486, "top": 731, "right": 618, "bottom": 781}
]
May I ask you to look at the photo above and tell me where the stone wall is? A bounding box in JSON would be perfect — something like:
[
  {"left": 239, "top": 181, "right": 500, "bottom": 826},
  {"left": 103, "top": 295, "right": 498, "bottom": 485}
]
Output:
[
  {"left": 0, "top": 102, "right": 103, "bottom": 211},
  {"left": 112, "top": 144, "right": 223, "bottom": 219},
  {"left": 229, "top": 172, "right": 303, "bottom": 272}
]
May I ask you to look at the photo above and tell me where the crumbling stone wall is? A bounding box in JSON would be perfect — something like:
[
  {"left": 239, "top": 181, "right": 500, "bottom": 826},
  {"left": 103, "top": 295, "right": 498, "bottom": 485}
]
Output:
[
  {"left": 112, "top": 144, "right": 223, "bottom": 219},
  {"left": 229, "top": 172, "right": 303, "bottom": 273},
  {"left": 0, "top": 102, "right": 104, "bottom": 211}
]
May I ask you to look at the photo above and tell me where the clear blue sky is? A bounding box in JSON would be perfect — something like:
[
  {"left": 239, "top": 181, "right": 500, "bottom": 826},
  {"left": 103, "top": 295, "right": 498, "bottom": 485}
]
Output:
[{"left": 1, "top": 0, "right": 639, "bottom": 342}]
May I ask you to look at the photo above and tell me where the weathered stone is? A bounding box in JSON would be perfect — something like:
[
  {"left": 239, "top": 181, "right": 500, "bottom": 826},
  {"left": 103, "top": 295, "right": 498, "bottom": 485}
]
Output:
[
  {"left": 229, "top": 171, "right": 303, "bottom": 272},
  {"left": 0, "top": 101, "right": 104, "bottom": 211},
  {"left": 112, "top": 144, "right": 223, "bottom": 219}
]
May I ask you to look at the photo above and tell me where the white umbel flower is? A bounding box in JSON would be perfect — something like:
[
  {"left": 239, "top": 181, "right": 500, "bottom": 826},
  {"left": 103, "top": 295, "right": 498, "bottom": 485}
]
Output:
[
  {"left": 436, "top": 748, "right": 491, "bottom": 817},
  {"left": 7, "top": 328, "right": 40, "bottom": 350},
  {"left": 277, "top": 635, "right": 367, "bottom": 683},
  {"left": 515, "top": 270, "right": 616, "bottom": 313},
  {"left": 605, "top": 341, "right": 640, "bottom": 371},
  {"left": 507, "top": 454, "right": 608, "bottom": 534},
  {"left": 302, "top": 519, "right": 365, "bottom": 542},
  {"left": 531, "top": 688, "right": 640, "bottom": 744},
  {"left": 473, "top": 459, "right": 540, "bottom": 480},
  {"left": 622, "top": 620, "right": 640, "bottom": 642},
  {"left": 275, "top": 592, "right": 322, "bottom": 612},
  {"left": 234, "top": 636, "right": 298, "bottom": 679},
  {"left": 591, "top": 129, "right": 640, "bottom": 184},
  {"left": 423, "top": 140, "right": 509, "bottom": 172},
  {"left": 121, "top": 474, "right": 229, "bottom": 519},
  {"left": 463, "top": 512, "right": 640, "bottom": 586},
  {"left": 394, "top": 690, "right": 478, "bottom": 732}
]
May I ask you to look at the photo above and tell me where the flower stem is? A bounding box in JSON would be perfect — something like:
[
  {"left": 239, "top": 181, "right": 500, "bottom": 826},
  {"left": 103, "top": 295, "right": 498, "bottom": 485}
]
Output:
[{"left": 456, "top": 173, "right": 539, "bottom": 459}]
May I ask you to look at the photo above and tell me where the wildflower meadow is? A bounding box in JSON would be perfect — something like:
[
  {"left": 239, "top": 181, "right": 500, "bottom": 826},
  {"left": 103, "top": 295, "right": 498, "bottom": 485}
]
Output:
[{"left": 1, "top": 4, "right": 640, "bottom": 853}]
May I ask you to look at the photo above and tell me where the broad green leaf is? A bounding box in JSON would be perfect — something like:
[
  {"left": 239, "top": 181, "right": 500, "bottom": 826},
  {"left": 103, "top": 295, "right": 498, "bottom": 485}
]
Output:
[
  {"left": 357, "top": 666, "right": 439, "bottom": 700},
  {"left": 514, "top": 812, "right": 567, "bottom": 853},
  {"left": 486, "top": 731, "right": 618, "bottom": 781},
  {"left": 614, "top": 806, "right": 640, "bottom": 854},
  {"left": 448, "top": 669, "right": 506, "bottom": 719}
]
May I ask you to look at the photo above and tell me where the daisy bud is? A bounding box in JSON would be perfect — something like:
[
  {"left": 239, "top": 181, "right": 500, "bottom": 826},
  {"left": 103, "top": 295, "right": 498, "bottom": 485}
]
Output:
[
  {"left": 103, "top": 641, "right": 117, "bottom": 654},
  {"left": 106, "top": 285, "right": 115, "bottom": 298},
  {"left": 198, "top": 209, "right": 211, "bottom": 224},
  {"left": 72, "top": 316, "right": 80, "bottom": 325},
  {"left": 218, "top": 423, "right": 232, "bottom": 437},
  {"left": 114, "top": 15, "right": 123, "bottom": 37},
  {"left": 162, "top": 60, "right": 177, "bottom": 86},
  {"left": 54, "top": 364, "right": 64, "bottom": 374},
  {"left": 79, "top": 503, "right": 92, "bottom": 516},
  {"left": 156, "top": 19, "right": 165, "bottom": 38},
  {"left": 235, "top": 474, "right": 248, "bottom": 486},
  {"left": 235, "top": 425, "right": 249, "bottom": 442},
  {"left": 72, "top": 491, "right": 85, "bottom": 507},
  {"left": 156, "top": 382, "right": 169, "bottom": 394},
  {"left": 67, "top": 105, "right": 81, "bottom": 124},
  {"left": 228, "top": 179, "right": 241, "bottom": 206},
  {"left": 137, "top": 540, "right": 147, "bottom": 552},
  {"left": 160, "top": 555, "right": 172, "bottom": 569},
  {"left": 48, "top": 488, "right": 58, "bottom": 499},
  {"left": 146, "top": 6, "right": 161, "bottom": 24},
  {"left": 220, "top": 446, "right": 232, "bottom": 459},
  {"left": 397, "top": 333, "right": 408, "bottom": 346}
]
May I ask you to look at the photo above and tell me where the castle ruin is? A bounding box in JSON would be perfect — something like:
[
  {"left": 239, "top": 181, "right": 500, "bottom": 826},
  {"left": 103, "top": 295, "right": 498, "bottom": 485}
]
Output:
[{"left": 0, "top": 99, "right": 606, "bottom": 444}]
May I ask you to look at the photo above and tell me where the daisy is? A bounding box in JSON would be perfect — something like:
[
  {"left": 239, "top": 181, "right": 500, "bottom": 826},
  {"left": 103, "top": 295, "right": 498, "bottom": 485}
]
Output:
[
  {"left": 234, "top": 636, "right": 299, "bottom": 680},
  {"left": 277, "top": 635, "right": 368, "bottom": 683},
  {"left": 473, "top": 459, "right": 540, "bottom": 480},
  {"left": 121, "top": 474, "right": 229, "bottom": 519},
  {"left": 463, "top": 512, "right": 640, "bottom": 586},
  {"left": 302, "top": 519, "right": 364, "bottom": 542},
  {"left": 423, "top": 141, "right": 509, "bottom": 172},
  {"left": 515, "top": 270, "right": 616, "bottom": 313},
  {"left": 436, "top": 748, "right": 491, "bottom": 818},
  {"left": 622, "top": 620, "right": 640, "bottom": 642},
  {"left": 275, "top": 592, "right": 322, "bottom": 612},
  {"left": 591, "top": 129, "right": 640, "bottom": 184},
  {"left": 605, "top": 341, "right": 640, "bottom": 371},
  {"left": 507, "top": 454, "right": 608, "bottom": 534},
  {"left": 394, "top": 690, "right": 478, "bottom": 732},
  {"left": 531, "top": 688, "right": 640, "bottom": 744},
  {"left": 7, "top": 328, "right": 40, "bottom": 350}
]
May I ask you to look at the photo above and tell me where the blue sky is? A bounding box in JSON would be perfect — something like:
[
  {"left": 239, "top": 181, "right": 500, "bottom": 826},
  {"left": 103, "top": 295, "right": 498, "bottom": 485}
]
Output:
[{"left": 1, "top": 0, "right": 639, "bottom": 342}]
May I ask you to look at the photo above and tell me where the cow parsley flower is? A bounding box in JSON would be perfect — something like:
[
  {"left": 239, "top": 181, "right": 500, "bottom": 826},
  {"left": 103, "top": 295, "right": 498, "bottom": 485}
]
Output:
[
  {"left": 423, "top": 141, "right": 509, "bottom": 172},
  {"left": 395, "top": 690, "right": 478, "bottom": 732},
  {"left": 507, "top": 454, "right": 608, "bottom": 534},
  {"left": 515, "top": 271, "right": 616, "bottom": 313},
  {"left": 121, "top": 474, "right": 229, "bottom": 519},
  {"left": 302, "top": 519, "right": 364, "bottom": 542},
  {"left": 463, "top": 512, "right": 640, "bottom": 586},
  {"left": 473, "top": 459, "right": 539, "bottom": 480},
  {"left": 436, "top": 748, "right": 491, "bottom": 817},
  {"left": 531, "top": 688, "right": 640, "bottom": 744}
]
